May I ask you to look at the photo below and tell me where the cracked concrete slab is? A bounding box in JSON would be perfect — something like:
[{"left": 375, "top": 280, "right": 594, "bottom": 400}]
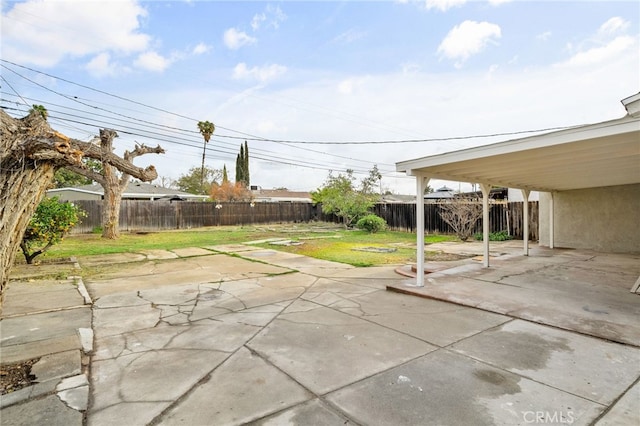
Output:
[
  {"left": 596, "top": 380, "right": 640, "bottom": 425},
  {"left": 85, "top": 255, "right": 292, "bottom": 299},
  {"left": 90, "top": 348, "right": 228, "bottom": 420},
  {"left": 342, "top": 289, "right": 512, "bottom": 347},
  {"left": 1, "top": 307, "right": 91, "bottom": 348},
  {"left": 92, "top": 303, "right": 160, "bottom": 339},
  {"left": 205, "top": 244, "right": 263, "bottom": 253},
  {"left": 327, "top": 349, "right": 605, "bottom": 426},
  {"left": 158, "top": 347, "right": 312, "bottom": 425},
  {"left": 450, "top": 320, "right": 640, "bottom": 405},
  {"left": 31, "top": 350, "right": 81, "bottom": 382},
  {"left": 10, "top": 245, "right": 635, "bottom": 426},
  {"left": 250, "top": 398, "right": 350, "bottom": 425},
  {"left": 388, "top": 257, "right": 640, "bottom": 346},
  {"left": 248, "top": 300, "right": 436, "bottom": 395},
  {"left": 1, "top": 279, "right": 86, "bottom": 316},
  {"left": 170, "top": 247, "right": 215, "bottom": 257},
  {"left": 240, "top": 249, "right": 354, "bottom": 272},
  {"left": 0, "top": 394, "right": 83, "bottom": 426},
  {"left": 138, "top": 249, "right": 178, "bottom": 260}
]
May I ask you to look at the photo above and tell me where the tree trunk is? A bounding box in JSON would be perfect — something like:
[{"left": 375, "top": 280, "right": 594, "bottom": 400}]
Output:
[
  {"left": 100, "top": 130, "right": 122, "bottom": 239},
  {"left": 64, "top": 130, "right": 163, "bottom": 239},
  {"left": 102, "top": 179, "right": 122, "bottom": 239},
  {"left": 1, "top": 111, "right": 58, "bottom": 303},
  {"left": 0, "top": 110, "right": 163, "bottom": 304}
]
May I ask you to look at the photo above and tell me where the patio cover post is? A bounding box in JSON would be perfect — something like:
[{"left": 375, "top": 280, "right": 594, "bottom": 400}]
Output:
[
  {"left": 521, "top": 189, "right": 530, "bottom": 256},
  {"left": 548, "top": 192, "right": 555, "bottom": 249},
  {"left": 480, "top": 183, "right": 491, "bottom": 268},
  {"left": 415, "top": 175, "right": 430, "bottom": 286}
]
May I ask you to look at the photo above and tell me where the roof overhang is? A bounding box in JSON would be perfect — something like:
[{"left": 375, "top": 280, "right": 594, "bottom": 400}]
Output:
[{"left": 396, "top": 113, "right": 640, "bottom": 192}]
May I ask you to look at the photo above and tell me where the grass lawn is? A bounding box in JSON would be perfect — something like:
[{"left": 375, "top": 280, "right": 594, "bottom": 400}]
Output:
[{"left": 37, "top": 223, "right": 457, "bottom": 268}]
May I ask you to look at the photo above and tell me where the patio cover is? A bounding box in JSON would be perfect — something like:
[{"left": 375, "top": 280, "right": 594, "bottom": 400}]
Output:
[{"left": 396, "top": 93, "right": 640, "bottom": 286}]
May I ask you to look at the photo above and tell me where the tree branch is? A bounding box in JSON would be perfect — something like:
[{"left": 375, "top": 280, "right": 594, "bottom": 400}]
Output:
[
  {"left": 64, "top": 164, "right": 105, "bottom": 186},
  {"left": 125, "top": 143, "right": 165, "bottom": 162}
]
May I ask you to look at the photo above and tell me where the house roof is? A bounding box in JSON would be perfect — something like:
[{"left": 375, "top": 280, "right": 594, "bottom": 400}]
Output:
[
  {"left": 48, "top": 182, "right": 208, "bottom": 200},
  {"left": 251, "top": 189, "right": 312, "bottom": 202},
  {"left": 396, "top": 94, "right": 640, "bottom": 192}
]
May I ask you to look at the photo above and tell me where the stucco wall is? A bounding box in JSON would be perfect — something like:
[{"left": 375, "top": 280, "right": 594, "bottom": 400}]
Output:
[{"left": 539, "top": 183, "right": 640, "bottom": 253}]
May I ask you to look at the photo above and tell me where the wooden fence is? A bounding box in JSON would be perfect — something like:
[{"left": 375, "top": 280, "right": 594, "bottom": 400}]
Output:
[
  {"left": 372, "top": 201, "right": 538, "bottom": 240},
  {"left": 71, "top": 200, "right": 538, "bottom": 240}
]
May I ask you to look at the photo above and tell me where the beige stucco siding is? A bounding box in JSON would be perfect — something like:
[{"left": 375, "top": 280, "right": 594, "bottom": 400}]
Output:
[{"left": 539, "top": 183, "right": 640, "bottom": 253}]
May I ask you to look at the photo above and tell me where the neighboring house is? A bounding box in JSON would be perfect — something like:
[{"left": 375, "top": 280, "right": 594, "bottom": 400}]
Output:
[
  {"left": 381, "top": 194, "right": 415, "bottom": 203},
  {"left": 397, "top": 92, "right": 639, "bottom": 283},
  {"left": 424, "top": 186, "right": 456, "bottom": 201},
  {"left": 47, "top": 182, "right": 209, "bottom": 202},
  {"left": 251, "top": 188, "right": 312, "bottom": 203}
]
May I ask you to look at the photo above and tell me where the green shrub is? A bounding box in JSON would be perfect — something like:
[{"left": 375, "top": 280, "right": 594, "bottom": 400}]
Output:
[
  {"left": 21, "top": 197, "right": 85, "bottom": 264},
  {"left": 356, "top": 214, "right": 387, "bottom": 233},
  {"left": 473, "top": 230, "right": 512, "bottom": 241}
]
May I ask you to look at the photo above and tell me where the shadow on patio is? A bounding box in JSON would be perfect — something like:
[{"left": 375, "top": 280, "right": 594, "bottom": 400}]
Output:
[{"left": 389, "top": 241, "right": 640, "bottom": 347}]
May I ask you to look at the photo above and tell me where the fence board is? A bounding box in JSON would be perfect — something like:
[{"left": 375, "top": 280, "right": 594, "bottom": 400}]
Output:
[{"left": 70, "top": 200, "right": 538, "bottom": 240}]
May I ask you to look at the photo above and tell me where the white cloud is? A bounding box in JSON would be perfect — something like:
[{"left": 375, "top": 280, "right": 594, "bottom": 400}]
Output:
[
  {"left": 438, "top": 20, "right": 501, "bottom": 67},
  {"left": 425, "top": 0, "right": 466, "bottom": 12},
  {"left": 338, "top": 79, "right": 355, "bottom": 94},
  {"left": 250, "top": 5, "right": 286, "bottom": 31},
  {"left": 134, "top": 51, "right": 172, "bottom": 72},
  {"left": 223, "top": 28, "right": 257, "bottom": 50},
  {"left": 232, "top": 63, "right": 287, "bottom": 82},
  {"left": 251, "top": 13, "right": 266, "bottom": 31},
  {"left": 487, "top": 0, "right": 512, "bottom": 6},
  {"left": 85, "top": 53, "right": 120, "bottom": 78},
  {"left": 537, "top": 31, "right": 552, "bottom": 42},
  {"left": 192, "top": 43, "right": 211, "bottom": 55},
  {"left": 333, "top": 29, "right": 367, "bottom": 44},
  {"left": 558, "top": 17, "right": 635, "bottom": 68},
  {"left": 558, "top": 36, "right": 635, "bottom": 68},
  {"left": 0, "top": 0, "right": 150, "bottom": 67},
  {"left": 401, "top": 62, "right": 421, "bottom": 74},
  {"left": 265, "top": 5, "right": 287, "bottom": 30},
  {"left": 598, "top": 17, "right": 629, "bottom": 37}
]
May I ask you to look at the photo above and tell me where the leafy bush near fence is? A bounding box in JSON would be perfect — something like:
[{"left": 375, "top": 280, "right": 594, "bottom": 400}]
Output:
[
  {"left": 474, "top": 230, "right": 512, "bottom": 241},
  {"left": 356, "top": 214, "right": 387, "bottom": 233},
  {"left": 21, "top": 197, "right": 86, "bottom": 264}
]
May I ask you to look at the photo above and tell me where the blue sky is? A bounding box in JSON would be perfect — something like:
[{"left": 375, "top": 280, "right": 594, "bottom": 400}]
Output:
[{"left": 1, "top": 0, "right": 638, "bottom": 193}]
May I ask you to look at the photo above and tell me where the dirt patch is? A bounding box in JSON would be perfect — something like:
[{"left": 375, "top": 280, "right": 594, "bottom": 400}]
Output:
[
  {"left": 426, "top": 251, "right": 474, "bottom": 261},
  {"left": 1, "top": 358, "right": 39, "bottom": 395},
  {"left": 352, "top": 247, "right": 398, "bottom": 253}
]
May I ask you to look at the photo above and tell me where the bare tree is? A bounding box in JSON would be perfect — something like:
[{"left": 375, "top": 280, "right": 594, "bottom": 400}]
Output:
[
  {"left": 438, "top": 195, "right": 486, "bottom": 241},
  {"left": 63, "top": 130, "right": 164, "bottom": 239},
  {"left": 0, "top": 109, "right": 162, "bottom": 302}
]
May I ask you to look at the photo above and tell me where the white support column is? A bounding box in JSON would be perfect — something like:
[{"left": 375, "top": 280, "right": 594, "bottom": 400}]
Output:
[
  {"left": 548, "top": 192, "right": 555, "bottom": 249},
  {"left": 520, "top": 189, "right": 530, "bottom": 256},
  {"left": 415, "top": 175, "right": 430, "bottom": 287},
  {"left": 479, "top": 183, "right": 491, "bottom": 268}
]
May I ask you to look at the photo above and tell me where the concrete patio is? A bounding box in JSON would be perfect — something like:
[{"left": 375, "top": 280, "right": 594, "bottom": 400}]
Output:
[
  {"left": 390, "top": 241, "right": 640, "bottom": 347},
  {"left": 1, "top": 243, "right": 639, "bottom": 425}
]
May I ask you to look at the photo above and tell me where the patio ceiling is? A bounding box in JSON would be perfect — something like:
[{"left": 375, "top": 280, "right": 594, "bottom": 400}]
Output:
[{"left": 396, "top": 114, "right": 640, "bottom": 192}]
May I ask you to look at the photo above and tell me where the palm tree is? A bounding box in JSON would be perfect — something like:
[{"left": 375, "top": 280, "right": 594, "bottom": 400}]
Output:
[{"left": 197, "top": 120, "right": 215, "bottom": 193}]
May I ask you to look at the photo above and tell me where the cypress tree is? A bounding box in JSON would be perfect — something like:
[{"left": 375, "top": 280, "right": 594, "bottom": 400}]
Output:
[
  {"left": 222, "top": 164, "right": 229, "bottom": 183},
  {"left": 235, "top": 153, "right": 242, "bottom": 183},
  {"left": 243, "top": 140, "right": 250, "bottom": 187}
]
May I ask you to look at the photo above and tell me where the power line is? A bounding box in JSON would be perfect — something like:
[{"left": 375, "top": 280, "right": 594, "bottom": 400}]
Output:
[
  {"left": 0, "top": 59, "right": 585, "bottom": 145},
  {"left": 0, "top": 90, "right": 398, "bottom": 172}
]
